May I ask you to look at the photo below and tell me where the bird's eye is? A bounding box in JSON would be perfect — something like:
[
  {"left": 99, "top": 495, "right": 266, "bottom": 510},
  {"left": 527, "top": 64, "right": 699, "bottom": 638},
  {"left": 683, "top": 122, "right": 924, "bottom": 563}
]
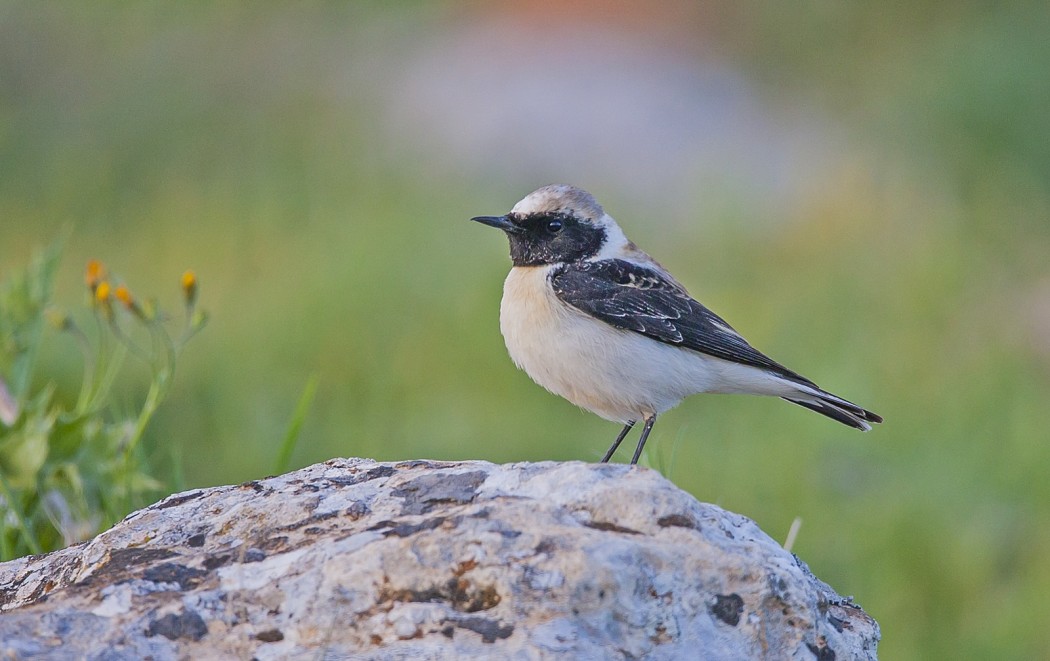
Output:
[{"left": 546, "top": 219, "right": 563, "bottom": 233}]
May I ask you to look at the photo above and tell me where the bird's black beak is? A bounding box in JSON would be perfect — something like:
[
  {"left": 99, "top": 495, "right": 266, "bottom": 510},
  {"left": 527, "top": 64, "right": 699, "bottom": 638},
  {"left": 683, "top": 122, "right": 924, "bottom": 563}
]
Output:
[{"left": 471, "top": 215, "right": 523, "bottom": 234}]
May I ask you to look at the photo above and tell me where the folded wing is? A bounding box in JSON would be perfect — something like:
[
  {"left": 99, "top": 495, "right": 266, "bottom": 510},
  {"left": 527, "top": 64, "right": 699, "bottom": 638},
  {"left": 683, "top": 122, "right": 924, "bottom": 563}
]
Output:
[{"left": 550, "top": 259, "right": 815, "bottom": 385}]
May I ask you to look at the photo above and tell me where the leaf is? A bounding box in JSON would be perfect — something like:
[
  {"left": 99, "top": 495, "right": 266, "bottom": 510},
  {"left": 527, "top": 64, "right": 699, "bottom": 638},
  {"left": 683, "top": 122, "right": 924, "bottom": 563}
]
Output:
[
  {"left": 0, "top": 387, "right": 56, "bottom": 489},
  {"left": 0, "top": 239, "right": 64, "bottom": 400}
]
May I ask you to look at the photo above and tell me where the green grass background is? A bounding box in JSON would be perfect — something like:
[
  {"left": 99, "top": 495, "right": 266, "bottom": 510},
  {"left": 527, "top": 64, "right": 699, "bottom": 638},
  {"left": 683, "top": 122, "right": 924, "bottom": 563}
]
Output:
[{"left": 3, "top": 3, "right": 1049, "bottom": 658}]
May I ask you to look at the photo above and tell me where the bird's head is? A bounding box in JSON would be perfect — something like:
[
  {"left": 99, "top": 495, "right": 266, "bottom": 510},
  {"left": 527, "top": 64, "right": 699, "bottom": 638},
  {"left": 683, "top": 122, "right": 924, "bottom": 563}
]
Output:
[{"left": 472, "top": 184, "right": 629, "bottom": 266}]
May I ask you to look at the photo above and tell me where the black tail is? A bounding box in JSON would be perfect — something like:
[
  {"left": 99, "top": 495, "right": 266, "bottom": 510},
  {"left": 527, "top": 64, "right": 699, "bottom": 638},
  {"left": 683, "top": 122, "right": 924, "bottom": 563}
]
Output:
[{"left": 782, "top": 393, "right": 883, "bottom": 431}]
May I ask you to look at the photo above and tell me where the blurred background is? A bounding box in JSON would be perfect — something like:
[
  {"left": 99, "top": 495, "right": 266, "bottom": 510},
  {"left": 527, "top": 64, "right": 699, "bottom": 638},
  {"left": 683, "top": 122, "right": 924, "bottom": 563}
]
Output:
[{"left": 2, "top": 1, "right": 1049, "bottom": 658}]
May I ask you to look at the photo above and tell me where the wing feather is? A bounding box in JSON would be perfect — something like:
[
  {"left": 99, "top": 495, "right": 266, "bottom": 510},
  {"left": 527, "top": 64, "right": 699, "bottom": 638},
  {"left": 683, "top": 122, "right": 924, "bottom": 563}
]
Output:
[{"left": 550, "top": 259, "right": 814, "bottom": 385}]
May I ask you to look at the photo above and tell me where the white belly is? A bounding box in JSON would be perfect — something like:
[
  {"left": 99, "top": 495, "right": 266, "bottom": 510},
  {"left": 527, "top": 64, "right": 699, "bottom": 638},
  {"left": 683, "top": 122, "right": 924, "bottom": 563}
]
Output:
[{"left": 498, "top": 266, "right": 786, "bottom": 423}]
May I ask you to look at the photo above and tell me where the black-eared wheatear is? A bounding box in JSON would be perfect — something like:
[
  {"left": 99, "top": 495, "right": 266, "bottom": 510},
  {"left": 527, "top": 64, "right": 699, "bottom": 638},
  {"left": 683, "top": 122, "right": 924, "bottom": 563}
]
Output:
[{"left": 472, "top": 184, "right": 881, "bottom": 464}]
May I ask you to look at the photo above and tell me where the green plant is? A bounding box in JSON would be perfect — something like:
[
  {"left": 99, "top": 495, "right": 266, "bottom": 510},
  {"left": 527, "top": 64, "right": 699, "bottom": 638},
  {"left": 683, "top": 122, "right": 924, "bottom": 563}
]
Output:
[
  {"left": 0, "top": 243, "right": 205, "bottom": 560},
  {"left": 274, "top": 373, "right": 319, "bottom": 475}
]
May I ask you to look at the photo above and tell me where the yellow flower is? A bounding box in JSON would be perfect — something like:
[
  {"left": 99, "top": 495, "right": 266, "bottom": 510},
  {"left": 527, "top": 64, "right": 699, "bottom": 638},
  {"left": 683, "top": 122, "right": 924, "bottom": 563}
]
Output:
[
  {"left": 113, "top": 284, "right": 145, "bottom": 318},
  {"left": 95, "top": 281, "right": 111, "bottom": 303},
  {"left": 114, "top": 284, "right": 132, "bottom": 307},
  {"left": 181, "top": 270, "right": 198, "bottom": 306},
  {"left": 86, "top": 260, "right": 105, "bottom": 290}
]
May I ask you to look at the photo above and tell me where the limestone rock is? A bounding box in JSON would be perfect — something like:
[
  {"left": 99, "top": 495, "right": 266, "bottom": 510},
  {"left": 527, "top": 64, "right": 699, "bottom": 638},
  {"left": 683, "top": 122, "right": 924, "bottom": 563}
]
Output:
[{"left": 0, "top": 458, "right": 879, "bottom": 659}]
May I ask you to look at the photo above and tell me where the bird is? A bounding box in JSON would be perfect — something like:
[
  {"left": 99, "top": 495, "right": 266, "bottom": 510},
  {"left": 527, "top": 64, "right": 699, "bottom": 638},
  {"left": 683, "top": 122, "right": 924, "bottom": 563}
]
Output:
[{"left": 471, "top": 184, "right": 882, "bottom": 465}]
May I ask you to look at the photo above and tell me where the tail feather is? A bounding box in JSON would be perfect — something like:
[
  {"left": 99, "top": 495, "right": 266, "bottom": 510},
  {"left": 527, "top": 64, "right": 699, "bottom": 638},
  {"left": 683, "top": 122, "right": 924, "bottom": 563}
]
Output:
[{"left": 781, "top": 388, "right": 883, "bottom": 432}]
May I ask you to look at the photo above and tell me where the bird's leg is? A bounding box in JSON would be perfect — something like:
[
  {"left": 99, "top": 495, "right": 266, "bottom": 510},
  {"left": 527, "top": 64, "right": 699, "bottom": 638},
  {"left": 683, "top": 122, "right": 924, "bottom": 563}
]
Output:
[
  {"left": 600, "top": 421, "right": 635, "bottom": 463},
  {"left": 630, "top": 415, "right": 657, "bottom": 465}
]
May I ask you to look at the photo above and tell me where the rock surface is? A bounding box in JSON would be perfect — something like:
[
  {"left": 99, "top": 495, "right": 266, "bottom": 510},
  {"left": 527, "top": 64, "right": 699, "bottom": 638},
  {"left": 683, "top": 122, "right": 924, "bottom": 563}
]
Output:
[{"left": 0, "top": 458, "right": 879, "bottom": 660}]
